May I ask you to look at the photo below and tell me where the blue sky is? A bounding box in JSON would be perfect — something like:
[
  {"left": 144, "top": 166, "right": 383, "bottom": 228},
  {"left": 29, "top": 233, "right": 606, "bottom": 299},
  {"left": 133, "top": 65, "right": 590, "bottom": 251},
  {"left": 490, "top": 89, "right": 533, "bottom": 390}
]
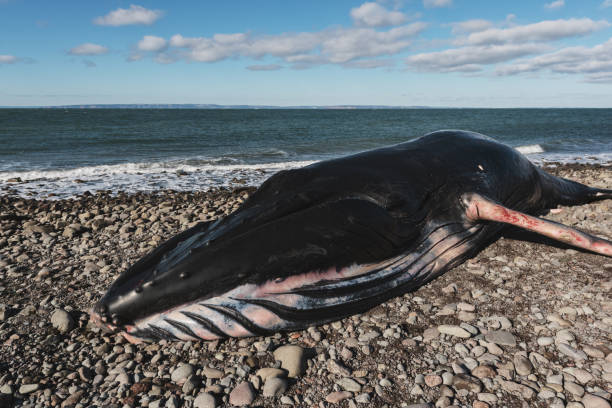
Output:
[{"left": 1, "top": 0, "right": 612, "bottom": 107}]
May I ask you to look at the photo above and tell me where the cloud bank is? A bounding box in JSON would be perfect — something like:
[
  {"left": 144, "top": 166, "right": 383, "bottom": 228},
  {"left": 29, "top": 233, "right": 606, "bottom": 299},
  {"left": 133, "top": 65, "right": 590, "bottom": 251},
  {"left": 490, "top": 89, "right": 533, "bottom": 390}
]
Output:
[
  {"left": 406, "top": 17, "right": 611, "bottom": 78},
  {"left": 94, "top": 5, "right": 163, "bottom": 26},
  {"left": 136, "top": 22, "right": 427, "bottom": 68},
  {"left": 350, "top": 2, "right": 407, "bottom": 27}
]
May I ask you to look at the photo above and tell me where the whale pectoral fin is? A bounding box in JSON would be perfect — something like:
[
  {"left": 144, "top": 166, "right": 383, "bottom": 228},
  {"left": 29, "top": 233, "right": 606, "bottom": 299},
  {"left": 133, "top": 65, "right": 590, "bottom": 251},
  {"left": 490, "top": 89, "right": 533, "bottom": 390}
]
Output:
[{"left": 464, "top": 193, "right": 612, "bottom": 257}]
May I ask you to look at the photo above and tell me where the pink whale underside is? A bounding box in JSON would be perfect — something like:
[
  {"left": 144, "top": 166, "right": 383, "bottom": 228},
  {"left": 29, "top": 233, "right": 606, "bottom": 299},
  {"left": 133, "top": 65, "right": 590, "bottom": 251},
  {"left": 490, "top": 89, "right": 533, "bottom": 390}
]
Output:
[
  {"left": 119, "top": 223, "right": 481, "bottom": 344},
  {"left": 122, "top": 259, "right": 397, "bottom": 342}
]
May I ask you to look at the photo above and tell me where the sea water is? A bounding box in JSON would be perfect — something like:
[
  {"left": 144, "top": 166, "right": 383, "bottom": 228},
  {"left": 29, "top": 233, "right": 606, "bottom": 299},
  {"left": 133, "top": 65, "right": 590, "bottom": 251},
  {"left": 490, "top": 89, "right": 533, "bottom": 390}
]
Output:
[{"left": 1, "top": 108, "right": 611, "bottom": 199}]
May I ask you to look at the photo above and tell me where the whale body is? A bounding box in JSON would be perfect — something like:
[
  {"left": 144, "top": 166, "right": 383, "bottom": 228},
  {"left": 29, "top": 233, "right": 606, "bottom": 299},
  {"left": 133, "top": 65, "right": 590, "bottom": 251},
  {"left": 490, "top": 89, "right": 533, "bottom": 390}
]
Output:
[{"left": 91, "top": 130, "right": 612, "bottom": 342}]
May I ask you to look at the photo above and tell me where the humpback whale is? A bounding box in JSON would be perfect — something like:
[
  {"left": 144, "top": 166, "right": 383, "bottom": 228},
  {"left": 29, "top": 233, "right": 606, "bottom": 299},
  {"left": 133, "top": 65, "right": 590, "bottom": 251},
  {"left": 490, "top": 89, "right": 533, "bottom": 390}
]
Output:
[{"left": 91, "top": 130, "right": 612, "bottom": 342}]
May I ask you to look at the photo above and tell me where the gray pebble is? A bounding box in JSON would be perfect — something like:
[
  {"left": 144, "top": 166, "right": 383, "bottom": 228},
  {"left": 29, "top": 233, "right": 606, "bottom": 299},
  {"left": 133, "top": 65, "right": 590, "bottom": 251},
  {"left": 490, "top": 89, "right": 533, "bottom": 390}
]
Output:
[
  {"left": 263, "top": 377, "right": 288, "bottom": 397},
  {"left": 484, "top": 330, "right": 516, "bottom": 346},
  {"left": 229, "top": 381, "right": 255, "bottom": 406},
  {"left": 193, "top": 392, "right": 217, "bottom": 408},
  {"left": 50, "top": 309, "right": 74, "bottom": 333},
  {"left": 171, "top": 363, "right": 194, "bottom": 384},
  {"left": 337, "top": 377, "right": 362, "bottom": 392},
  {"left": 273, "top": 345, "right": 307, "bottom": 378},
  {"left": 438, "top": 325, "right": 471, "bottom": 338},
  {"left": 582, "top": 394, "right": 611, "bottom": 408},
  {"left": 18, "top": 384, "right": 39, "bottom": 394},
  {"left": 557, "top": 343, "right": 587, "bottom": 361}
]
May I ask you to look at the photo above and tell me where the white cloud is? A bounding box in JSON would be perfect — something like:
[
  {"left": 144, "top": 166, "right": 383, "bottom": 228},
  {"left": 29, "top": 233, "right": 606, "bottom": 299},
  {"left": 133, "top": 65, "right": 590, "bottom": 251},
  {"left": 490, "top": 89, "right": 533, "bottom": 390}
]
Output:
[
  {"left": 93, "top": 5, "right": 162, "bottom": 26},
  {"left": 0, "top": 54, "right": 18, "bottom": 64},
  {"left": 495, "top": 37, "right": 612, "bottom": 83},
  {"left": 450, "top": 19, "right": 493, "bottom": 34},
  {"left": 462, "top": 18, "right": 610, "bottom": 45},
  {"left": 544, "top": 0, "right": 565, "bottom": 9},
  {"left": 406, "top": 43, "right": 549, "bottom": 72},
  {"left": 68, "top": 43, "right": 109, "bottom": 56},
  {"left": 423, "top": 0, "right": 452, "bottom": 8},
  {"left": 321, "top": 23, "right": 427, "bottom": 63},
  {"left": 164, "top": 22, "right": 427, "bottom": 66},
  {"left": 350, "top": 2, "right": 406, "bottom": 27},
  {"left": 246, "top": 64, "right": 282, "bottom": 71},
  {"left": 137, "top": 35, "right": 167, "bottom": 52},
  {"left": 602, "top": 0, "right": 612, "bottom": 7}
]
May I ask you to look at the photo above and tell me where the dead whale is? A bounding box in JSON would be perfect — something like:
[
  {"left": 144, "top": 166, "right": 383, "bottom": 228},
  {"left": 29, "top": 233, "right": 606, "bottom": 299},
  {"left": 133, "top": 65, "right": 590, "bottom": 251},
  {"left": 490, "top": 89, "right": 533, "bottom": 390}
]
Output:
[{"left": 91, "top": 130, "right": 612, "bottom": 342}]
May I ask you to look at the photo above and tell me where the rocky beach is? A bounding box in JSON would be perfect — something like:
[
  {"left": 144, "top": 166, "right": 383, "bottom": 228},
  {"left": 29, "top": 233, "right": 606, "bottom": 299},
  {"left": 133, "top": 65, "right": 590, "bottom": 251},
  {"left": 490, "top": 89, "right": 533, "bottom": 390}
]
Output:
[{"left": 0, "top": 164, "right": 611, "bottom": 408}]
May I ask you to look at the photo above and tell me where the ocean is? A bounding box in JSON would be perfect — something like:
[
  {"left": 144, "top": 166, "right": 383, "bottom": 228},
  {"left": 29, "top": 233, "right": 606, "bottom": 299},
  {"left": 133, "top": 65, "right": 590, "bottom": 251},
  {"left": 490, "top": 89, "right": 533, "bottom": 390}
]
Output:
[{"left": 1, "top": 108, "right": 611, "bottom": 199}]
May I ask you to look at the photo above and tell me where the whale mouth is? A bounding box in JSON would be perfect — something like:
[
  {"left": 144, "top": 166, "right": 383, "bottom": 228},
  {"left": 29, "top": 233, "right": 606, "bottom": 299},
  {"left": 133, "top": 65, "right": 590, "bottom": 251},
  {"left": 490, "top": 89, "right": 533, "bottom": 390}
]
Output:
[{"left": 91, "top": 222, "right": 487, "bottom": 342}]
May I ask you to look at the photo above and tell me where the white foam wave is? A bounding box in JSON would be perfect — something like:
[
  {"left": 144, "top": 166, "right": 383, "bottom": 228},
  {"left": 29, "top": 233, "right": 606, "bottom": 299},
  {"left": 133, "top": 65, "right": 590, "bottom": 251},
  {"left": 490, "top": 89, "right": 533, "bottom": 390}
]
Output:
[
  {"left": 2, "top": 152, "right": 610, "bottom": 200},
  {"left": 0, "top": 159, "right": 319, "bottom": 200},
  {"left": 0, "top": 159, "right": 317, "bottom": 182},
  {"left": 516, "top": 144, "right": 545, "bottom": 154}
]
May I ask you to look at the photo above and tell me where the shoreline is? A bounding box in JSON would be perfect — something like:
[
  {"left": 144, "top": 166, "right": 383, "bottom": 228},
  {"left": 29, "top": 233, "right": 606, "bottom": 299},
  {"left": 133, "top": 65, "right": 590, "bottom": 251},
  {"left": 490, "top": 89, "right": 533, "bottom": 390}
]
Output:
[
  {"left": 0, "top": 164, "right": 610, "bottom": 407},
  {"left": 2, "top": 162, "right": 611, "bottom": 202}
]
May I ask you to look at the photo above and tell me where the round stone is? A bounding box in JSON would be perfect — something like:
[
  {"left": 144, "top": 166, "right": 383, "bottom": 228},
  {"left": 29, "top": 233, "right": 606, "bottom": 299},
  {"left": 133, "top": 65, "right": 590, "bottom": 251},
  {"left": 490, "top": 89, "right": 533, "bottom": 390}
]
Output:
[
  {"left": 171, "top": 364, "right": 194, "bottom": 384},
  {"left": 325, "top": 391, "right": 352, "bottom": 404},
  {"left": 193, "top": 392, "right": 217, "bottom": 408},
  {"left": 582, "top": 394, "right": 611, "bottom": 408},
  {"left": 484, "top": 330, "right": 516, "bottom": 346},
  {"left": 262, "top": 377, "right": 288, "bottom": 397},
  {"left": 229, "top": 381, "right": 255, "bottom": 406},
  {"left": 425, "top": 375, "right": 443, "bottom": 387},
  {"left": 273, "top": 345, "right": 307, "bottom": 378},
  {"left": 50, "top": 309, "right": 74, "bottom": 333}
]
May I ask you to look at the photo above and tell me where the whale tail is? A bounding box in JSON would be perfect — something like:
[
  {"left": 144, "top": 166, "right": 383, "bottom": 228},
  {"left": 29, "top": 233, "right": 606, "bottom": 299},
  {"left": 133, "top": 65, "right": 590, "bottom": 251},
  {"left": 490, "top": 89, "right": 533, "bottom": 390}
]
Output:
[
  {"left": 464, "top": 192, "right": 612, "bottom": 257},
  {"left": 538, "top": 169, "right": 612, "bottom": 206}
]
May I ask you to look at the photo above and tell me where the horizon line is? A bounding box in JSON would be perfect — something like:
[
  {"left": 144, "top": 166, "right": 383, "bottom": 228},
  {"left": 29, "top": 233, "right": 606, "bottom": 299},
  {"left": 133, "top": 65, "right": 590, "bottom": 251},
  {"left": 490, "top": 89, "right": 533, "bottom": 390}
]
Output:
[{"left": 2, "top": 104, "right": 612, "bottom": 109}]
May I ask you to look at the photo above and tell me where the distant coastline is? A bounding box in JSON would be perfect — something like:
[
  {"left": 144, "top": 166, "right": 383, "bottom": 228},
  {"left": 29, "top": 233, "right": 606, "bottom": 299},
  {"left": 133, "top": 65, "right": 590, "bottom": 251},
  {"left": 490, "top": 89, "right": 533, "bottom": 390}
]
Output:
[
  {"left": 1, "top": 104, "right": 439, "bottom": 109},
  {"left": 2, "top": 104, "right": 610, "bottom": 109}
]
